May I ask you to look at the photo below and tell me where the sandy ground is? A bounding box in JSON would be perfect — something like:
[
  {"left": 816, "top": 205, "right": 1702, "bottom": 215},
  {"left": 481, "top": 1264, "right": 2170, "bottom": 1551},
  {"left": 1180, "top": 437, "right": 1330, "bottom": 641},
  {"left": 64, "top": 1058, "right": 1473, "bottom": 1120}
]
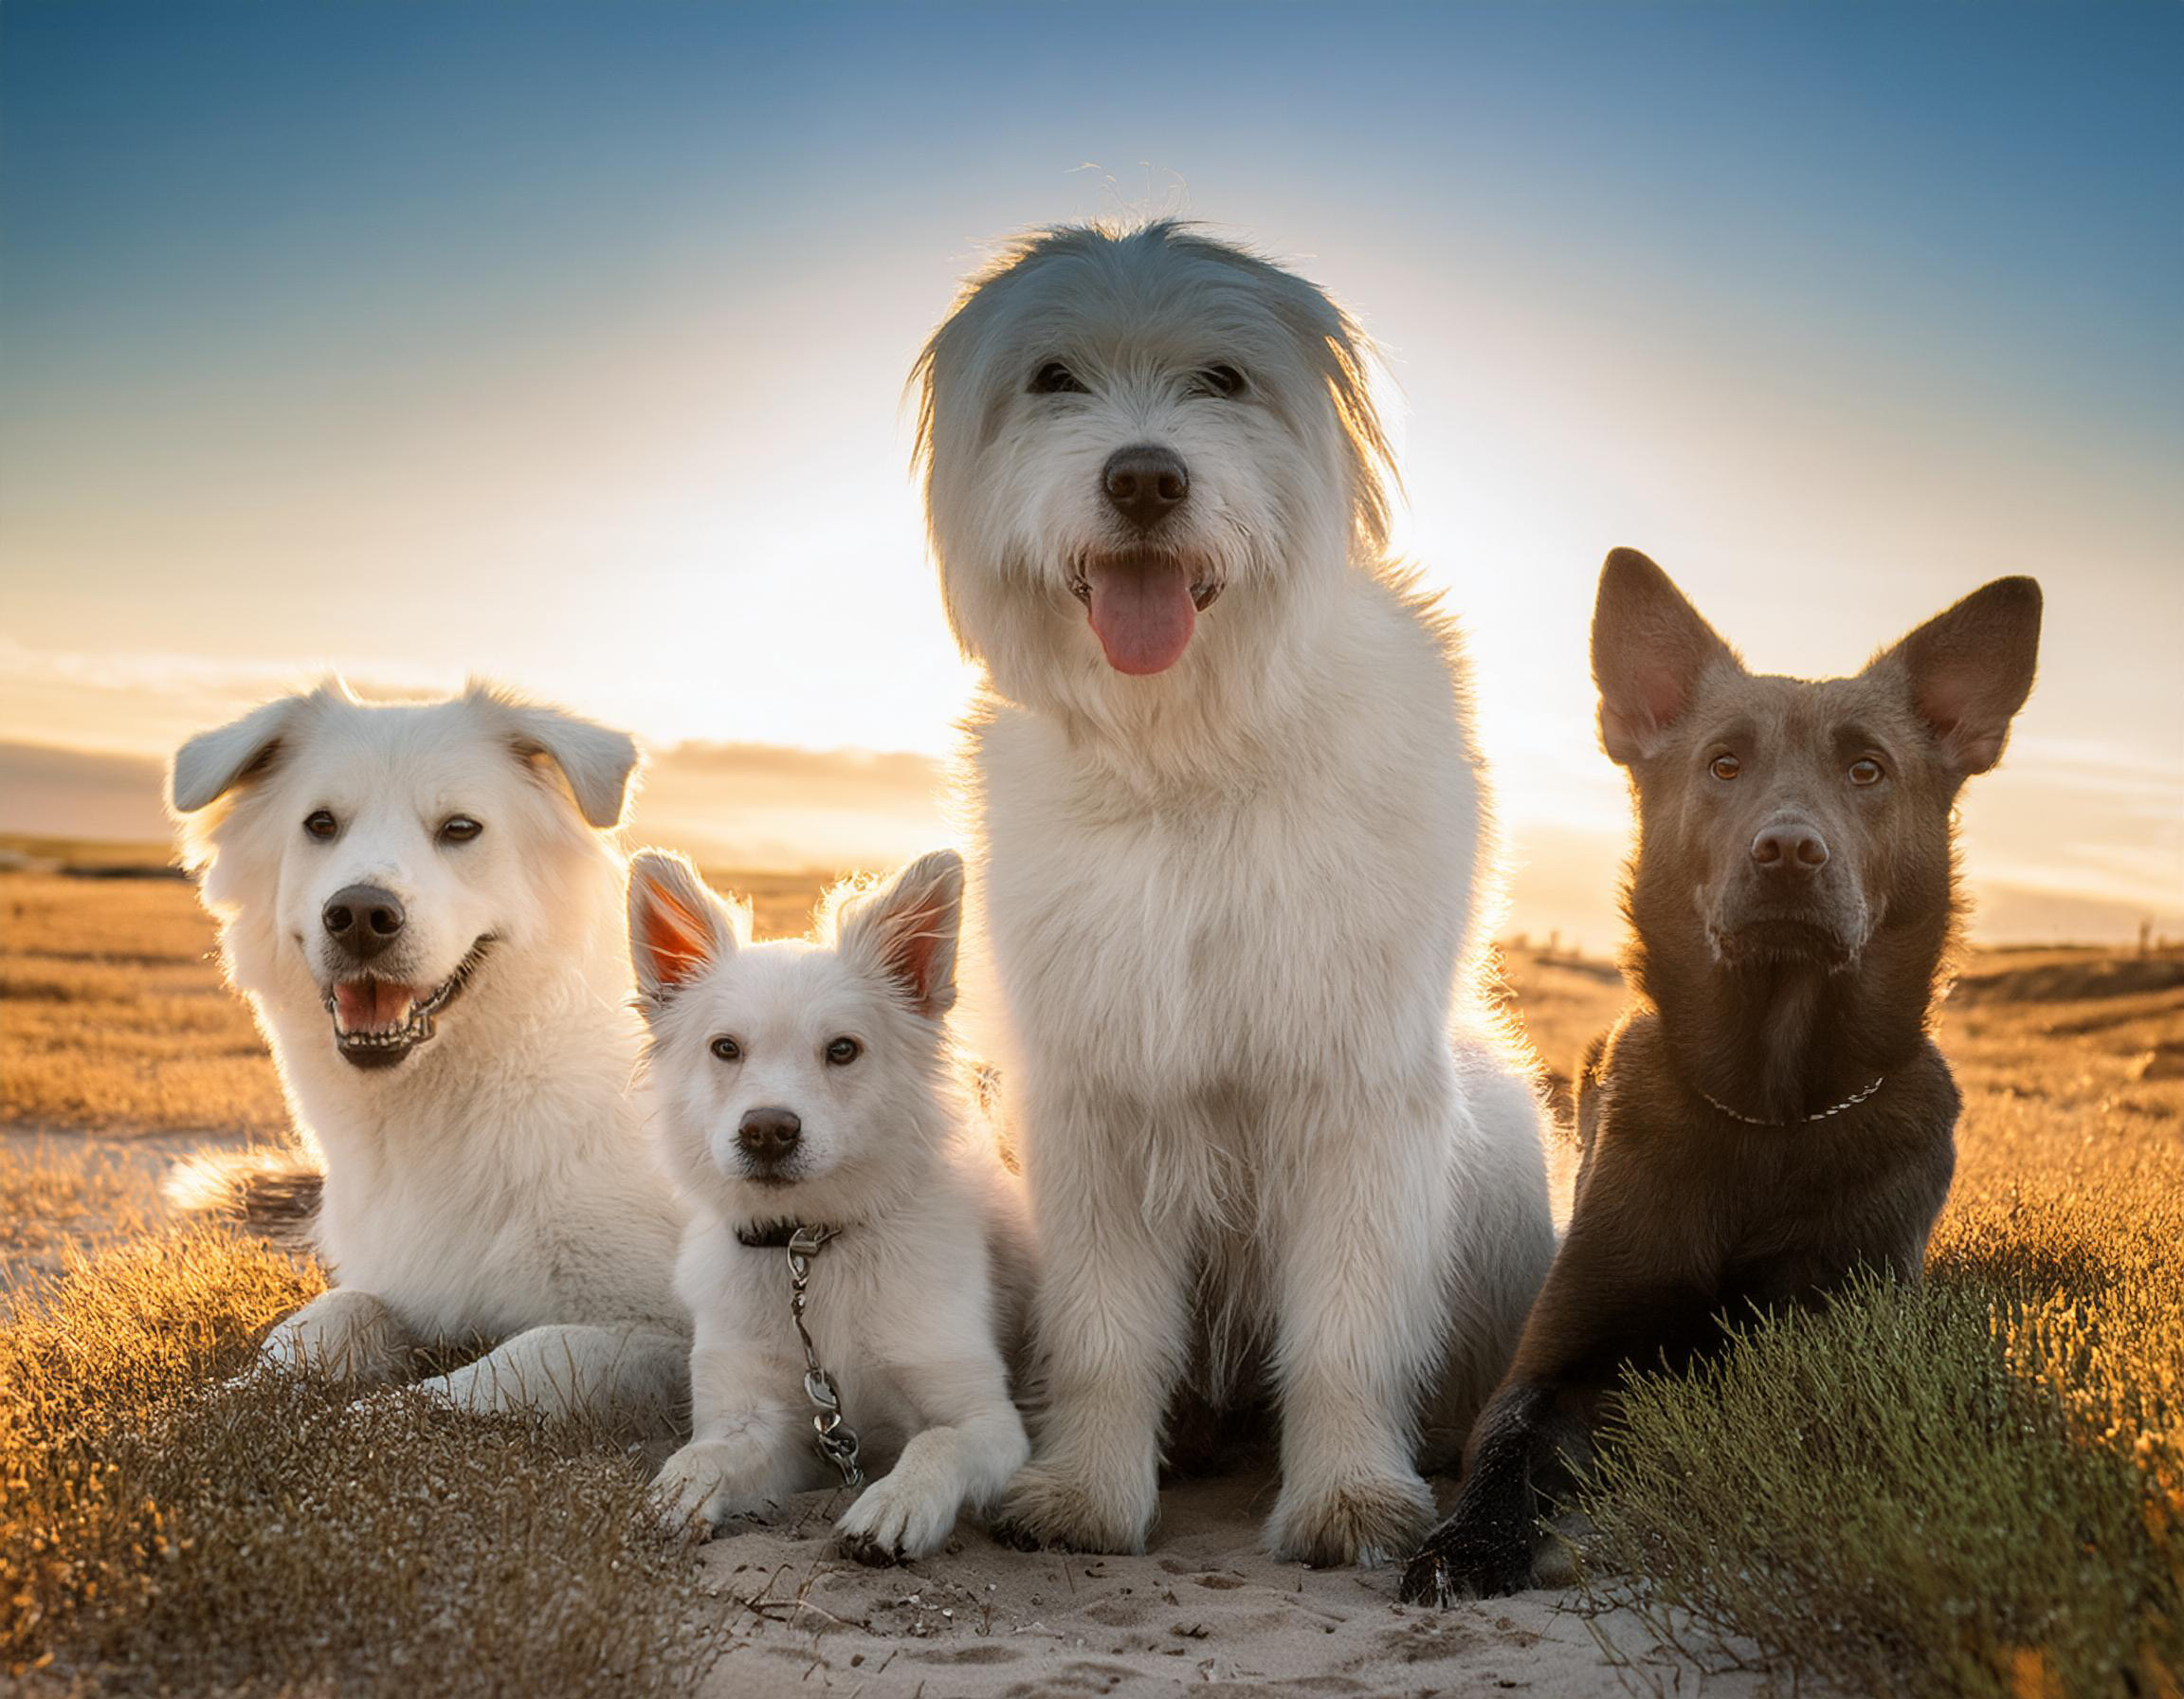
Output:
[{"left": 680, "top": 1472, "right": 1764, "bottom": 1698}]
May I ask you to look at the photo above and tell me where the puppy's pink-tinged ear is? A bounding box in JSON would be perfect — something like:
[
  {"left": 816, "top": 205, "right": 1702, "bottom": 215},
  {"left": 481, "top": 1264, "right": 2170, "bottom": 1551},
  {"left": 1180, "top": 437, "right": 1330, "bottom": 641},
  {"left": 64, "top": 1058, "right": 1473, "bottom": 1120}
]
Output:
[
  {"left": 1876, "top": 575, "right": 2042, "bottom": 776},
  {"left": 839, "top": 850, "right": 963, "bottom": 1020},
  {"left": 628, "top": 850, "right": 738, "bottom": 1010},
  {"left": 1591, "top": 549, "right": 1741, "bottom": 765}
]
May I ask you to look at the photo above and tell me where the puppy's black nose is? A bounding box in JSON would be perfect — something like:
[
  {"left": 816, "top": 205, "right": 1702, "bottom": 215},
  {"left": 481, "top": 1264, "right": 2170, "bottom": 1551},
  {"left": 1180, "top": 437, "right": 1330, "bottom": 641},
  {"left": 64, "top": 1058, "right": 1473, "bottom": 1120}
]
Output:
[
  {"left": 321, "top": 885, "right": 407, "bottom": 959},
  {"left": 1101, "top": 444, "right": 1189, "bottom": 528},
  {"left": 1751, "top": 824, "right": 1829, "bottom": 872},
  {"left": 737, "top": 1106, "right": 803, "bottom": 1162}
]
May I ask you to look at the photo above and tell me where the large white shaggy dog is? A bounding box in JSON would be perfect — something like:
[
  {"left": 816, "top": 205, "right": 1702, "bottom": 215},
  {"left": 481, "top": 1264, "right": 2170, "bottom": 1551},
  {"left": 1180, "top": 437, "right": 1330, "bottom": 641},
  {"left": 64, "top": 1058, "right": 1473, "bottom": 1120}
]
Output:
[
  {"left": 170, "top": 682, "right": 685, "bottom": 1426},
  {"left": 915, "top": 221, "right": 1557, "bottom": 1566},
  {"left": 629, "top": 849, "right": 1031, "bottom": 1562}
]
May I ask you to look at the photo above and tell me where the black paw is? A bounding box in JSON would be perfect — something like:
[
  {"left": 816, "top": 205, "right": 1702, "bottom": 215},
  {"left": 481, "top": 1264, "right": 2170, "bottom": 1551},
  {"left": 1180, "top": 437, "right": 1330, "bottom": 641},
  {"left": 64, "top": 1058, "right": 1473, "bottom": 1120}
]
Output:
[
  {"left": 1396, "top": 1521, "right": 1534, "bottom": 1604},
  {"left": 835, "top": 1530, "right": 904, "bottom": 1568}
]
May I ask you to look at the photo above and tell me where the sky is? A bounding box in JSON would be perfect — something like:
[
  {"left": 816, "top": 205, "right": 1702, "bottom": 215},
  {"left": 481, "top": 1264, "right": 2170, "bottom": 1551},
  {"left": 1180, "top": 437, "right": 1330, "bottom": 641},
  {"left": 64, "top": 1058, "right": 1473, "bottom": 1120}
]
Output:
[{"left": 2, "top": 1, "right": 2179, "bottom": 945}]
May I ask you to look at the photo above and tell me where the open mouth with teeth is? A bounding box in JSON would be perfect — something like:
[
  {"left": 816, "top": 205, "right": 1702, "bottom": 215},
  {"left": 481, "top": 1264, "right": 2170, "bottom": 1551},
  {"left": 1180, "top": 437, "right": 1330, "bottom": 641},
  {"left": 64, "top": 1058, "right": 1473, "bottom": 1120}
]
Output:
[
  {"left": 1068, "top": 551, "right": 1223, "bottom": 676},
  {"left": 321, "top": 939, "right": 493, "bottom": 1069}
]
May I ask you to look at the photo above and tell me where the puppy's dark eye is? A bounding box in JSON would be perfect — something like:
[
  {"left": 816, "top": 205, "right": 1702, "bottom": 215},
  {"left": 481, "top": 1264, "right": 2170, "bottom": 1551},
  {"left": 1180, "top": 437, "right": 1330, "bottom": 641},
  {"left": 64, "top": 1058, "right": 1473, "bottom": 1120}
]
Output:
[
  {"left": 1192, "top": 364, "right": 1246, "bottom": 398},
  {"left": 439, "top": 815, "right": 483, "bottom": 844},
  {"left": 1030, "top": 361, "right": 1086, "bottom": 394},
  {"left": 711, "top": 1036, "right": 742, "bottom": 1064},
  {"left": 303, "top": 810, "right": 338, "bottom": 841},
  {"left": 826, "top": 1036, "right": 862, "bottom": 1067},
  {"left": 1849, "top": 758, "right": 1884, "bottom": 787},
  {"left": 1710, "top": 755, "right": 1741, "bottom": 782}
]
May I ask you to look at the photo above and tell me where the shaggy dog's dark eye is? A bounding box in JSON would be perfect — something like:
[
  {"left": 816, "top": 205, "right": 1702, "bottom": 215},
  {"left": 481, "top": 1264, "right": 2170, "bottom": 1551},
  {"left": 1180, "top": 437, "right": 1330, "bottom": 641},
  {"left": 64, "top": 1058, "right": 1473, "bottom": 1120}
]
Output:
[
  {"left": 826, "top": 1036, "right": 862, "bottom": 1066},
  {"left": 1192, "top": 364, "right": 1246, "bottom": 398},
  {"left": 439, "top": 815, "right": 483, "bottom": 844},
  {"left": 1710, "top": 755, "right": 1741, "bottom": 782},
  {"left": 711, "top": 1036, "right": 743, "bottom": 1064},
  {"left": 1849, "top": 758, "right": 1884, "bottom": 787},
  {"left": 303, "top": 810, "right": 338, "bottom": 840},
  {"left": 1030, "top": 361, "right": 1087, "bottom": 394}
]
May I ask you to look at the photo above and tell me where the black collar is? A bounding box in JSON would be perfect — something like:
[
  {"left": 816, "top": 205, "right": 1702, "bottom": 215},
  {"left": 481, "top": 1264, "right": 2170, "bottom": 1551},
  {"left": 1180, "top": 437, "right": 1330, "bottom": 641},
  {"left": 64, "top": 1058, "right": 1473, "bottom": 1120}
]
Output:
[{"left": 735, "top": 1218, "right": 834, "bottom": 1249}]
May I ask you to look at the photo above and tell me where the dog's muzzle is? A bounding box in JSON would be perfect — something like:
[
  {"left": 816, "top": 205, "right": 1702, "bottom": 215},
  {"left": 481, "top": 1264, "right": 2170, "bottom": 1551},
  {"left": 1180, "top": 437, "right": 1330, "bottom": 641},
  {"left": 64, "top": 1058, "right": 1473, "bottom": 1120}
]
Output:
[{"left": 320, "top": 938, "right": 494, "bottom": 1069}]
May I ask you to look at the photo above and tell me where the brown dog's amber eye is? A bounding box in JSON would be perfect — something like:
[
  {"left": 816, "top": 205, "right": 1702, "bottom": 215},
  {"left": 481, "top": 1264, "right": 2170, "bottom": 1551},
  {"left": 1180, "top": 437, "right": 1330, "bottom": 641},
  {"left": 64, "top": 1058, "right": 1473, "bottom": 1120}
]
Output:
[
  {"left": 1710, "top": 755, "right": 1740, "bottom": 782},
  {"left": 1849, "top": 758, "right": 1884, "bottom": 786},
  {"left": 303, "top": 810, "right": 338, "bottom": 840}
]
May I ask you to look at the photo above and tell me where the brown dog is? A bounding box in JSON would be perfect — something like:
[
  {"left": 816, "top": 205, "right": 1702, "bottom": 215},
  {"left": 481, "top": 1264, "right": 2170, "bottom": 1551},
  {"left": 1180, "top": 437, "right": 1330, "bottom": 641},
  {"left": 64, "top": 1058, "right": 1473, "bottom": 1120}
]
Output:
[{"left": 1398, "top": 548, "right": 2042, "bottom": 1602}]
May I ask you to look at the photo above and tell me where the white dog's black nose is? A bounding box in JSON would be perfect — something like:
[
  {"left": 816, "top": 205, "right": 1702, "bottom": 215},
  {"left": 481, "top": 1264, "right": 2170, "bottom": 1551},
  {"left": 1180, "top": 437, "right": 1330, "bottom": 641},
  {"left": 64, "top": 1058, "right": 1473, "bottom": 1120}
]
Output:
[
  {"left": 738, "top": 1106, "right": 803, "bottom": 1164},
  {"left": 1102, "top": 445, "right": 1189, "bottom": 528},
  {"left": 321, "top": 885, "right": 407, "bottom": 959}
]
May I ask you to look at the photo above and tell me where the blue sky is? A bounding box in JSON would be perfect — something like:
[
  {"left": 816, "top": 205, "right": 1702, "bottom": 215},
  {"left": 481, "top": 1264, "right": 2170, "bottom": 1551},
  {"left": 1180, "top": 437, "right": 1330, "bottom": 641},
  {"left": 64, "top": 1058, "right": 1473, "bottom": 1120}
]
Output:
[{"left": 2, "top": 1, "right": 2178, "bottom": 936}]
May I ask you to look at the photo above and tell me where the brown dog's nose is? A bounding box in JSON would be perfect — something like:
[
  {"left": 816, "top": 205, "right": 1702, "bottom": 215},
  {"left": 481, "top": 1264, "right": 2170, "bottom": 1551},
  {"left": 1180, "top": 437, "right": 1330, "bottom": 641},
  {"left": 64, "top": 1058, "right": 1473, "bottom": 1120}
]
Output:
[
  {"left": 321, "top": 884, "right": 407, "bottom": 959},
  {"left": 737, "top": 1106, "right": 802, "bottom": 1162},
  {"left": 1101, "top": 445, "right": 1189, "bottom": 528},
  {"left": 1751, "top": 823, "right": 1829, "bottom": 871}
]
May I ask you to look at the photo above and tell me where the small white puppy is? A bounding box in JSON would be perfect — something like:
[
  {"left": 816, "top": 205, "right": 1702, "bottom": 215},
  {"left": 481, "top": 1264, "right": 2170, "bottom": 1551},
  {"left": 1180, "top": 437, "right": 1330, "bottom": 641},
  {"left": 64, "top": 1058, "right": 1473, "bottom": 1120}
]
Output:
[
  {"left": 169, "top": 682, "right": 685, "bottom": 1427},
  {"left": 631, "top": 848, "right": 1030, "bottom": 1563},
  {"left": 917, "top": 222, "right": 1557, "bottom": 1565}
]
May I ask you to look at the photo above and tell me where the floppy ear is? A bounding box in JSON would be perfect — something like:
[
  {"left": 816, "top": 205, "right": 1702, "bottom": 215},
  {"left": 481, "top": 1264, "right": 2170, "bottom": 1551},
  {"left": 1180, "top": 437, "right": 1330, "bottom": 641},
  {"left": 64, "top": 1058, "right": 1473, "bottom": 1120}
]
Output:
[
  {"left": 628, "top": 850, "right": 739, "bottom": 1009},
  {"left": 1591, "top": 548, "right": 1742, "bottom": 765},
  {"left": 477, "top": 687, "right": 639, "bottom": 830},
  {"left": 837, "top": 850, "right": 963, "bottom": 1020},
  {"left": 1875, "top": 575, "right": 2042, "bottom": 776},
  {"left": 171, "top": 695, "right": 307, "bottom": 814}
]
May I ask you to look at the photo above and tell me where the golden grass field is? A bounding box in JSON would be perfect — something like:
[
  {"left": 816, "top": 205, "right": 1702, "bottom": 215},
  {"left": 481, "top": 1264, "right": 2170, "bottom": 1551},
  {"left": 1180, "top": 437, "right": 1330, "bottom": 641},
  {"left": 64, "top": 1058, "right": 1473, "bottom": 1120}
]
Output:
[{"left": 2, "top": 862, "right": 2178, "bottom": 1695}]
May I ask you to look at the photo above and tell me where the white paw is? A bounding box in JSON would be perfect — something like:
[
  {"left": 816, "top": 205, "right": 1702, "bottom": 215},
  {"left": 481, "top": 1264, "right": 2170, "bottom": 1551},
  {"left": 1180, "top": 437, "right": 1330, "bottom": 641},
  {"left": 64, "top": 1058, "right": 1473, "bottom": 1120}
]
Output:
[
  {"left": 835, "top": 1468, "right": 961, "bottom": 1565},
  {"left": 649, "top": 1442, "right": 750, "bottom": 1542}
]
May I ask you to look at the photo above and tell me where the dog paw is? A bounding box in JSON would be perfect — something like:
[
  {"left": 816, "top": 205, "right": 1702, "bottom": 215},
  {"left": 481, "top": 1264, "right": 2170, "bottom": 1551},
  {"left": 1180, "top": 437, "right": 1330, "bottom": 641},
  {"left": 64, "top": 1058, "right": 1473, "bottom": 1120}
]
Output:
[
  {"left": 834, "top": 1472, "right": 958, "bottom": 1564},
  {"left": 991, "top": 1460, "right": 1153, "bottom": 1555},
  {"left": 1394, "top": 1515, "right": 1536, "bottom": 1603},
  {"left": 1265, "top": 1465, "right": 1434, "bottom": 1569},
  {"left": 648, "top": 1443, "right": 745, "bottom": 1543}
]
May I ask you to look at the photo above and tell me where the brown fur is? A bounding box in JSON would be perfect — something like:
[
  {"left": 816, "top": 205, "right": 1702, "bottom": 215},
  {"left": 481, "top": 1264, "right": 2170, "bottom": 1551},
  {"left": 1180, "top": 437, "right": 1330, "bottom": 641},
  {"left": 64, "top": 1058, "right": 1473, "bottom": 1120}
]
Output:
[{"left": 1399, "top": 548, "right": 2042, "bottom": 1601}]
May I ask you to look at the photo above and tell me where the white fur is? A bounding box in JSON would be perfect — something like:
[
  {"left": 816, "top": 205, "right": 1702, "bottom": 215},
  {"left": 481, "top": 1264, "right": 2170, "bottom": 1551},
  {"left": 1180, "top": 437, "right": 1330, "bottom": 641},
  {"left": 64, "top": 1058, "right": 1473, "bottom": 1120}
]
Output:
[
  {"left": 916, "top": 222, "right": 1557, "bottom": 1566},
  {"left": 170, "top": 681, "right": 686, "bottom": 1428},
  {"left": 632, "top": 850, "right": 1031, "bottom": 1563}
]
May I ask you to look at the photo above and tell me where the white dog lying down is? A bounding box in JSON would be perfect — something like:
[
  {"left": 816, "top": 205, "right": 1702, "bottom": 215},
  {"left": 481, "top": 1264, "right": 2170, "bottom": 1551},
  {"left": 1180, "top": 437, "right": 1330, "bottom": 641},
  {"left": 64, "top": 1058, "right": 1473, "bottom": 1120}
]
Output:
[
  {"left": 169, "top": 682, "right": 685, "bottom": 1427},
  {"left": 630, "top": 848, "right": 1031, "bottom": 1563},
  {"left": 916, "top": 221, "right": 1557, "bottom": 1565}
]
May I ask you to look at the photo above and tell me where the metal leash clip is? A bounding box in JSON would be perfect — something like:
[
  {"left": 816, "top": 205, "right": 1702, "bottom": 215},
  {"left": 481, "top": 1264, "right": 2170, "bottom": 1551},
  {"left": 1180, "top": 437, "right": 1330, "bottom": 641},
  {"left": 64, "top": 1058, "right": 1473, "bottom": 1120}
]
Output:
[{"left": 785, "top": 1224, "right": 864, "bottom": 1489}]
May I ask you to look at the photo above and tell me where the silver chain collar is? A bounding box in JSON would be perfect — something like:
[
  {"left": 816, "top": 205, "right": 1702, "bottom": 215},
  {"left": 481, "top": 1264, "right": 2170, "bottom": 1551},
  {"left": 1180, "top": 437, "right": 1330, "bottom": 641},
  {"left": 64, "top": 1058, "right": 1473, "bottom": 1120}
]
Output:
[
  {"left": 1701, "top": 1074, "right": 1885, "bottom": 1126},
  {"left": 783, "top": 1225, "right": 864, "bottom": 1489}
]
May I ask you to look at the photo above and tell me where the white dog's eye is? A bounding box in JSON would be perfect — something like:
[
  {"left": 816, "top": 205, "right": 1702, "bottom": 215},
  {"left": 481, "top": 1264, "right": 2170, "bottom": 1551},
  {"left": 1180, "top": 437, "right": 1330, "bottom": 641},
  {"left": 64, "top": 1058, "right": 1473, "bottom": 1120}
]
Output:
[
  {"left": 1192, "top": 364, "right": 1246, "bottom": 398},
  {"left": 826, "top": 1036, "right": 862, "bottom": 1067},
  {"left": 303, "top": 810, "right": 338, "bottom": 841},
  {"left": 711, "top": 1036, "right": 743, "bottom": 1064},
  {"left": 439, "top": 815, "right": 483, "bottom": 845},
  {"left": 1029, "top": 361, "right": 1087, "bottom": 395}
]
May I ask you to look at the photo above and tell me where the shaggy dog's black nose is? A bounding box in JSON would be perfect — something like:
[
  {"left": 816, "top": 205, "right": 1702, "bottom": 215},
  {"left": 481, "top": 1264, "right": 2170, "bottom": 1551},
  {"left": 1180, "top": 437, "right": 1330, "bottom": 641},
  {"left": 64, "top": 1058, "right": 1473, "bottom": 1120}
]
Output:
[
  {"left": 1751, "top": 823, "right": 1830, "bottom": 872},
  {"left": 1102, "top": 445, "right": 1190, "bottom": 528},
  {"left": 321, "top": 885, "right": 407, "bottom": 959},
  {"left": 738, "top": 1107, "right": 803, "bottom": 1162}
]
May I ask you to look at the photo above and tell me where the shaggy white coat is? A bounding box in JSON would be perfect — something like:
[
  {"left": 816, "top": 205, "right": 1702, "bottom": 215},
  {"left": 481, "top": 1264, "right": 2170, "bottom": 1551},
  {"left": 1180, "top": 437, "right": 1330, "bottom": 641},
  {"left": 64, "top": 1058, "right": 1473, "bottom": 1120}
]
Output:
[
  {"left": 169, "top": 682, "right": 685, "bottom": 1426},
  {"left": 916, "top": 221, "right": 1556, "bottom": 1566},
  {"left": 632, "top": 850, "right": 1030, "bottom": 1562}
]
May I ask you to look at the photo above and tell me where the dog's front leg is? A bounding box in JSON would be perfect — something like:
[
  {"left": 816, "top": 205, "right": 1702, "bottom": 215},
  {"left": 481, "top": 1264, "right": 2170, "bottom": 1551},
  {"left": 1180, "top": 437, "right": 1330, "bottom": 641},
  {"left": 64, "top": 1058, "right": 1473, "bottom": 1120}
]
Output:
[
  {"left": 996, "top": 1088, "right": 1191, "bottom": 1554},
  {"left": 651, "top": 1337, "right": 812, "bottom": 1539},
  {"left": 1262, "top": 1081, "right": 1449, "bottom": 1567},
  {"left": 259, "top": 1288, "right": 412, "bottom": 1385},
  {"left": 835, "top": 1353, "right": 1029, "bottom": 1566}
]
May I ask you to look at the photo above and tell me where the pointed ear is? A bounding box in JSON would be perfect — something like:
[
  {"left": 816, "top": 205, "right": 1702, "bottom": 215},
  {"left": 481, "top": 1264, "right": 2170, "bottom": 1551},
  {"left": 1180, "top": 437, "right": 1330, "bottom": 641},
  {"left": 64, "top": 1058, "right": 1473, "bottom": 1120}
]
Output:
[
  {"left": 628, "top": 850, "right": 738, "bottom": 1009},
  {"left": 837, "top": 850, "right": 963, "bottom": 1020},
  {"left": 482, "top": 687, "right": 640, "bottom": 829},
  {"left": 1874, "top": 575, "right": 2042, "bottom": 776},
  {"left": 1591, "top": 548, "right": 1742, "bottom": 765},
  {"left": 171, "top": 694, "right": 309, "bottom": 814}
]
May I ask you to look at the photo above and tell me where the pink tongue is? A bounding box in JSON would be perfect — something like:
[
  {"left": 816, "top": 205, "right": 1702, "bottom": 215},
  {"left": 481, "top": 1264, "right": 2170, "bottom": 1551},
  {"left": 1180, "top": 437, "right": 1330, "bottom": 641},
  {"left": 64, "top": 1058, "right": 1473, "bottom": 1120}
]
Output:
[
  {"left": 1085, "top": 557, "right": 1196, "bottom": 676},
  {"left": 335, "top": 980, "right": 413, "bottom": 1032}
]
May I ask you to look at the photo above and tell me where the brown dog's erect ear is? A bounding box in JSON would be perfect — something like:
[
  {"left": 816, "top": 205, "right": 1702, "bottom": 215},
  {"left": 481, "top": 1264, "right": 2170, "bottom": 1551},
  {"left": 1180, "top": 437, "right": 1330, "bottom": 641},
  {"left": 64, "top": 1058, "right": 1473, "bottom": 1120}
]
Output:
[
  {"left": 1877, "top": 576, "right": 2043, "bottom": 776},
  {"left": 837, "top": 849, "right": 964, "bottom": 1020},
  {"left": 628, "top": 850, "right": 740, "bottom": 1009},
  {"left": 170, "top": 694, "right": 312, "bottom": 814},
  {"left": 1591, "top": 549, "right": 1741, "bottom": 765}
]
